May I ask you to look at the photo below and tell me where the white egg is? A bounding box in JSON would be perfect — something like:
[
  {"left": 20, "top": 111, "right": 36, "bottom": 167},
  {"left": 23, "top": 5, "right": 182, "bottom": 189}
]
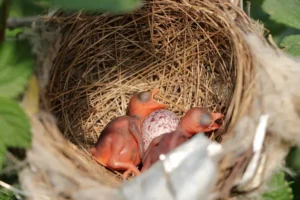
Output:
[{"left": 142, "top": 109, "right": 180, "bottom": 151}]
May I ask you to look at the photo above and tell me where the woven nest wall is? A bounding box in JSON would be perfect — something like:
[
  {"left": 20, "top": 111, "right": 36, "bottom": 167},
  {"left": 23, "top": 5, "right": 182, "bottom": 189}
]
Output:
[{"left": 42, "top": 0, "right": 256, "bottom": 189}]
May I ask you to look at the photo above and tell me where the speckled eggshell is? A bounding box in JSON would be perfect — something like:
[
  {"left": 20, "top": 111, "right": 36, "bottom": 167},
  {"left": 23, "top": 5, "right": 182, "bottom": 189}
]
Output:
[{"left": 142, "top": 109, "right": 180, "bottom": 151}]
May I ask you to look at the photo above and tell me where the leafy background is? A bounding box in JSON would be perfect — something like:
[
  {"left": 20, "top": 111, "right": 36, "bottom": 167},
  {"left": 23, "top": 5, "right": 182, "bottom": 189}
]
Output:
[{"left": 0, "top": 0, "right": 300, "bottom": 199}]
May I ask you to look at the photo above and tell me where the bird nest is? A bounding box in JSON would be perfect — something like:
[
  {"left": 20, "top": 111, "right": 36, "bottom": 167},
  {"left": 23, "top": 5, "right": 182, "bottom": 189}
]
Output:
[
  {"left": 47, "top": 0, "right": 245, "bottom": 150},
  {"left": 20, "top": 0, "right": 300, "bottom": 199},
  {"left": 46, "top": 0, "right": 254, "bottom": 184},
  {"left": 46, "top": 0, "right": 253, "bottom": 174}
]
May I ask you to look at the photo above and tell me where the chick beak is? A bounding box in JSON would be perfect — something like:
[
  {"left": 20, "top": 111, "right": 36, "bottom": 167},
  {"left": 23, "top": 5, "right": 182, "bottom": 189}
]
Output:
[
  {"left": 210, "top": 112, "right": 224, "bottom": 122},
  {"left": 148, "top": 89, "right": 168, "bottom": 110}
]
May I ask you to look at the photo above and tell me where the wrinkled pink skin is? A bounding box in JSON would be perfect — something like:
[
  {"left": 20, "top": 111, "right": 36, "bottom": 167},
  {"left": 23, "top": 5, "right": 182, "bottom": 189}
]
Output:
[{"left": 141, "top": 109, "right": 179, "bottom": 152}]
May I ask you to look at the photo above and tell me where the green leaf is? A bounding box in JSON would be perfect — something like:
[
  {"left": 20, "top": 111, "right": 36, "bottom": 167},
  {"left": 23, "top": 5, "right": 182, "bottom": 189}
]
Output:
[
  {"left": 263, "top": 171, "right": 293, "bottom": 200},
  {"left": 0, "top": 187, "right": 14, "bottom": 200},
  {"left": 262, "top": 0, "right": 300, "bottom": 30},
  {"left": 0, "top": 40, "right": 34, "bottom": 99},
  {"left": 0, "top": 142, "right": 6, "bottom": 170},
  {"left": 0, "top": 97, "right": 31, "bottom": 148},
  {"left": 280, "top": 35, "right": 300, "bottom": 56},
  {"left": 50, "top": 0, "right": 142, "bottom": 13}
]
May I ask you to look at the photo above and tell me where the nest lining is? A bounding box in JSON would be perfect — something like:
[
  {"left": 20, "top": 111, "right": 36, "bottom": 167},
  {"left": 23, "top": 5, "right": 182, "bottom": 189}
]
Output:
[{"left": 43, "top": 0, "right": 255, "bottom": 187}]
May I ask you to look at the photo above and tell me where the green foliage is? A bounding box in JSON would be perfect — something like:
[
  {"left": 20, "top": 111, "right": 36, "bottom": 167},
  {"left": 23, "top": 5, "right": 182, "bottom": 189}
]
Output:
[
  {"left": 263, "top": 171, "right": 293, "bottom": 200},
  {"left": 50, "top": 0, "right": 141, "bottom": 13},
  {"left": 262, "top": 0, "right": 300, "bottom": 30},
  {"left": 0, "top": 94, "right": 31, "bottom": 170},
  {"left": 0, "top": 97, "right": 31, "bottom": 148},
  {"left": 0, "top": 188, "right": 14, "bottom": 200},
  {"left": 247, "top": 0, "right": 300, "bottom": 45},
  {"left": 0, "top": 143, "right": 6, "bottom": 171},
  {"left": 0, "top": 40, "right": 33, "bottom": 170},
  {"left": 280, "top": 35, "right": 300, "bottom": 56},
  {"left": 0, "top": 0, "right": 36, "bottom": 174},
  {"left": 0, "top": 40, "right": 33, "bottom": 99}
]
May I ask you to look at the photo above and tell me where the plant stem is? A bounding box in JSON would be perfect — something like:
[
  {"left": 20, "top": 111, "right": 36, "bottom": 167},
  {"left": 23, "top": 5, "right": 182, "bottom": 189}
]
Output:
[{"left": 7, "top": 16, "right": 38, "bottom": 30}]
